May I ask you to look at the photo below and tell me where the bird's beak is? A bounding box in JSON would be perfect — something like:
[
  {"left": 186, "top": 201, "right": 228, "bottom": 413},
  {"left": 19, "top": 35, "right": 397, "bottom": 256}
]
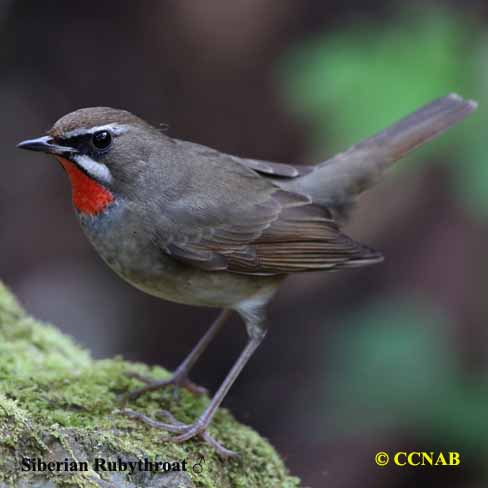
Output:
[{"left": 17, "top": 136, "right": 77, "bottom": 156}]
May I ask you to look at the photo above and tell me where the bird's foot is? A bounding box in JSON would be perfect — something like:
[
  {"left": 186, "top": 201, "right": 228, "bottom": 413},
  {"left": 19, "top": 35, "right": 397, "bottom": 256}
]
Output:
[
  {"left": 125, "top": 370, "right": 207, "bottom": 400},
  {"left": 121, "top": 408, "right": 238, "bottom": 459}
]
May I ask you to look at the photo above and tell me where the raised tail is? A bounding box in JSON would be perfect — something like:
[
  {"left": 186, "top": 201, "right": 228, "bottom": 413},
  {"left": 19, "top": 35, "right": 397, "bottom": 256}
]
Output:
[{"left": 286, "top": 94, "right": 477, "bottom": 216}]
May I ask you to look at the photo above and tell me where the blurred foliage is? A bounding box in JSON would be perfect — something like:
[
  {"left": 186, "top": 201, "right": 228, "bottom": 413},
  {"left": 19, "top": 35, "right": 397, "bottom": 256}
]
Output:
[
  {"left": 325, "top": 297, "right": 488, "bottom": 455},
  {"left": 280, "top": 8, "right": 488, "bottom": 481},
  {"left": 280, "top": 6, "right": 488, "bottom": 217}
]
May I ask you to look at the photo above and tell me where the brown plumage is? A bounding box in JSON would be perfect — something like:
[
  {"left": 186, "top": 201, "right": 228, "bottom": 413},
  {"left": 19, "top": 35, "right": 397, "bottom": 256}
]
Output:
[{"left": 162, "top": 185, "right": 382, "bottom": 274}]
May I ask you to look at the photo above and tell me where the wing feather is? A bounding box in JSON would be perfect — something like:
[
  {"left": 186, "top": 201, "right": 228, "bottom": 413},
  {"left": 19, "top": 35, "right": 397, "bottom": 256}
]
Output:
[{"left": 154, "top": 140, "right": 382, "bottom": 275}]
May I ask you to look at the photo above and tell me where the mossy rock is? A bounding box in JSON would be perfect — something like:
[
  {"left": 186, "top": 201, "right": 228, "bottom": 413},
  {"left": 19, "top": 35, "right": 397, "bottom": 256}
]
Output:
[{"left": 0, "top": 282, "right": 300, "bottom": 488}]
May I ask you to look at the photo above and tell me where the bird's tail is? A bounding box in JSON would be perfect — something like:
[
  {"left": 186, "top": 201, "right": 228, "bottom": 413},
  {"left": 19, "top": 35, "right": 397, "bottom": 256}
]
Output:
[{"left": 287, "top": 94, "right": 477, "bottom": 217}]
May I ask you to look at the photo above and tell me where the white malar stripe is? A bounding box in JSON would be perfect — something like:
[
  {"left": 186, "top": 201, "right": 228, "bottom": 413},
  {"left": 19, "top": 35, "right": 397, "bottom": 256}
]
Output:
[
  {"left": 64, "top": 124, "right": 128, "bottom": 139},
  {"left": 73, "top": 155, "right": 112, "bottom": 183}
]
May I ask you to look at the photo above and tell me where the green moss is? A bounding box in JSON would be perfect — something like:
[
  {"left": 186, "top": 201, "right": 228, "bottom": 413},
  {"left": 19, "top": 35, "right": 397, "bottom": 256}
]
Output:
[{"left": 0, "top": 282, "right": 300, "bottom": 488}]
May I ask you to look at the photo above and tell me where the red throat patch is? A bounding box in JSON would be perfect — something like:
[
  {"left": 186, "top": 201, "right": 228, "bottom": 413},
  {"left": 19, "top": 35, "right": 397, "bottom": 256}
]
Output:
[{"left": 56, "top": 157, "right": 114, "bottom": 215}]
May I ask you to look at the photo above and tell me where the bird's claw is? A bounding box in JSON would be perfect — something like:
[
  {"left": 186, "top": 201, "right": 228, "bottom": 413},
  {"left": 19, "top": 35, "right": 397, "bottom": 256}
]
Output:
[{"left": 121, "top": 408, "right": 238, "bottom": 459}]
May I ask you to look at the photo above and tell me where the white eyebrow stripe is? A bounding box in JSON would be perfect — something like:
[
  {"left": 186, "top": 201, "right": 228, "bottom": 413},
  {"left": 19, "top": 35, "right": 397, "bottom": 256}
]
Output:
[
  {"left": 64, "top": 124, "right": 128, "bottom": 138},
  {"left": 73, "top": 155, "right": 112, "bottom": 183}
]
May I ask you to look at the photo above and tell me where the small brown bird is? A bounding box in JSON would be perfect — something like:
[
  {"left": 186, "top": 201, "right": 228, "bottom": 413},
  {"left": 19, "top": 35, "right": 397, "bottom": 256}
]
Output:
[{"left": 17, "top": 94, "right": 477, "bottom": 457}]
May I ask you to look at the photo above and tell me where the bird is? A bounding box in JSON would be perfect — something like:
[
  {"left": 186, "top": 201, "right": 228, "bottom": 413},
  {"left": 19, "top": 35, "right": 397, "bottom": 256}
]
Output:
[{"left": 17, "top": 94, "right": 477, "bottom": 457}]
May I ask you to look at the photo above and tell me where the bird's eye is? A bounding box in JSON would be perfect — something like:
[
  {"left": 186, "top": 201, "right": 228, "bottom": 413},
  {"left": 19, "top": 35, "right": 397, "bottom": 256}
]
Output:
[{"left": 92, "top": 130, "right": 112, "bottom": 150}]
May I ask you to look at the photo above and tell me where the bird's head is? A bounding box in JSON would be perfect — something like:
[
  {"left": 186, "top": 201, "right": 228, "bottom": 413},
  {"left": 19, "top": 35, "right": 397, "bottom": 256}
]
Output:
[{"left": 17, "top": 107, "right": 161, "bottom": 215}]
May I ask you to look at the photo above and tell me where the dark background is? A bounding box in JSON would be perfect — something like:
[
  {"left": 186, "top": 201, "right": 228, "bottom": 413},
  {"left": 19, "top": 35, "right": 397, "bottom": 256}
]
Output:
[{"left": 1, "top": 1, "right": 487, "bottom": 486}]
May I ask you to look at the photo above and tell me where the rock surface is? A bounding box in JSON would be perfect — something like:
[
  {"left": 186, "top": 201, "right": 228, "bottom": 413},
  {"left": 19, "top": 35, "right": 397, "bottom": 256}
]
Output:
[{"left": 0, "top": 282, "right": 300, "bottom": 488}]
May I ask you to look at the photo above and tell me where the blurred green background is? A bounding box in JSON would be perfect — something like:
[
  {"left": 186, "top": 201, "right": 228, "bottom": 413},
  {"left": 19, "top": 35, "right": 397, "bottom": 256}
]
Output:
[
  {"left": 277, "top": 4, "right": 487, "bottom": 486},
  {"left": 280, "top": 5, "right": 487, "bottom": 216},
  {"left": 1, "top": 1, "right": 487, "bottom": 486}
]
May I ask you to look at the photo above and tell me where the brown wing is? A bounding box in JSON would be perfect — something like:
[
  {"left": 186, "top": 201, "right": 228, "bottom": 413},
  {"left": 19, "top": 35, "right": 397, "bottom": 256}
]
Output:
[
  {"left": 161, "top": 188, "right": 382, "bottom": 276},
  {"left": 153, "top": 140, "right": 381, "bottom": 275}
]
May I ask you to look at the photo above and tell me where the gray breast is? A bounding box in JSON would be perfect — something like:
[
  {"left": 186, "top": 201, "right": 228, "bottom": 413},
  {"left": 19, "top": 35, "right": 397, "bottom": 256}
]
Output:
[{"left": 79, "top": 202, "right": 165, "bottom": 277}]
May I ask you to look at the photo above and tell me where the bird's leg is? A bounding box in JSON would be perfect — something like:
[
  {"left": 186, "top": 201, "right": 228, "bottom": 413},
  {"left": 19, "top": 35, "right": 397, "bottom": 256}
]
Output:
[
  {"left": 123, "top": 307, "right": 267, "bottom": 458},
  {"left": 126, "top": 309, "right": 232, "bottom": 399}
]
